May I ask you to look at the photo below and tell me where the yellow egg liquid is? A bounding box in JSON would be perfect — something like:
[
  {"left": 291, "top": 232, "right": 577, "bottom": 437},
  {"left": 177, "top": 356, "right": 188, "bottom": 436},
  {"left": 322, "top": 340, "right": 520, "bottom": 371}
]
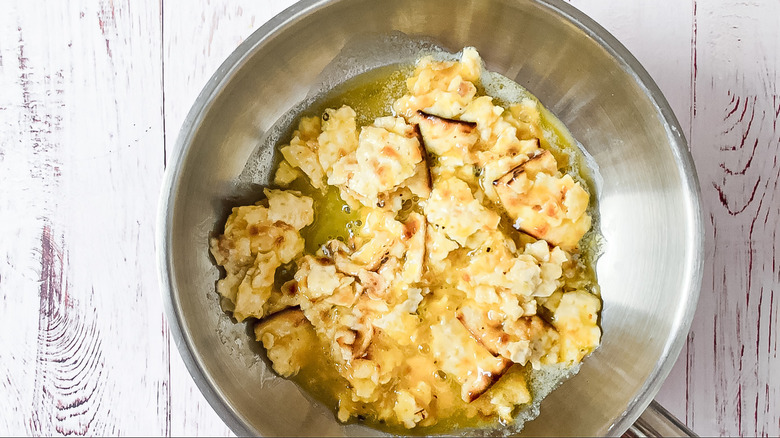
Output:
[{"left": 268, "top": 60, "right": 601, "bottom": 435}]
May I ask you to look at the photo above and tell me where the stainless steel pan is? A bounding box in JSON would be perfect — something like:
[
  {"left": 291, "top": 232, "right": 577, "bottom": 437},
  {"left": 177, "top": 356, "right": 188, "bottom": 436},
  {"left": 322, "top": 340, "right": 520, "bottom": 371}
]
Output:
[{"left": 157, "top": 0, "right": 704, "bottom": 435}]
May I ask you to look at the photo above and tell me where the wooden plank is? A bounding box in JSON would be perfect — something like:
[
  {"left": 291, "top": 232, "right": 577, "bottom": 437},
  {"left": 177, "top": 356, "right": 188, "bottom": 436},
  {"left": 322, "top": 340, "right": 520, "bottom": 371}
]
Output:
[
  {"left": 685, "top": 1, "right": 780, "bottom": 436},
  {"left": 567, "top": 0, "right": 696, "bottom": 425},
  {"left": 0, "top": 0, "right": 168, "bottom": 435},
  {"left": 161, "top": 1, "right": 296, "bottom": 435},
  {"left": 0, "top": 6, "right": 46, "bottom": 433}
]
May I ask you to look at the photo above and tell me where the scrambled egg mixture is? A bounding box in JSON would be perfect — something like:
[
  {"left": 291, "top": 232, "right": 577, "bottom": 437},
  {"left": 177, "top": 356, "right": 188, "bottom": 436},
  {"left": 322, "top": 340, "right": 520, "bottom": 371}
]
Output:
[{"left": 210, "top": 48, "right": 601, "bottom": 431}]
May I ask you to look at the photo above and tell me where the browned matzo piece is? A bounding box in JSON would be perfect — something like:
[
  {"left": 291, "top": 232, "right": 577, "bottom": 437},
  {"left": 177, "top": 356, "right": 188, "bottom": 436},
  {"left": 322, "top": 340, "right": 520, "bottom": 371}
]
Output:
[{"left": 494, "top": 150, "right": 590, "bottom": 250}]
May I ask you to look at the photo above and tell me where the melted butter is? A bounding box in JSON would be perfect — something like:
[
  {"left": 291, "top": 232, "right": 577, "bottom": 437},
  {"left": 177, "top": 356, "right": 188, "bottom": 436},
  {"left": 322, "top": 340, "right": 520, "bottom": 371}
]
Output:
[
  {"left": 286, "top": 177, "right": 360, "bottom": 254},
  {"left": 286, "top": 313, "right": 496, "bottom": 436},
  {"left": 276, "top": 64, "right": 412, "bottom": 254},
  {"left": 306, "top": 64, "right": 412, "bottom": 126},
  {"left": 270, "top": 61, "right": 601, "bottom": 434},
  {"left": 287, "top": 328, "right": 349, "bottom": 414},
  {"left": 334, "top": 289, "right": 501, "bottom": 436}
]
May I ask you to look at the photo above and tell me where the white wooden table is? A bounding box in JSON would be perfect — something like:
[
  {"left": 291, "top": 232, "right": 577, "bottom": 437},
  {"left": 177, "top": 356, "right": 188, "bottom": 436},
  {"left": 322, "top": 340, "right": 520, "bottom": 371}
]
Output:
[{"left": 1, "top": 1, "right": 777, "bottom": 436}]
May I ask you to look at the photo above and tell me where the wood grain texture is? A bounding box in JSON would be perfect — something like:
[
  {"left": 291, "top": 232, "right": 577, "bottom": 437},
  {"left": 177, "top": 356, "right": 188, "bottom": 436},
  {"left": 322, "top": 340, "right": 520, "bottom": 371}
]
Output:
[
  {"left": 0, "top": 0, "right": 167, "bottom": 435},
  {"left": 1, "top": 0, "right": 778, "bottom": 436},
  {"left": 685, "top": 1, "right": 780, "bottom": 436}
]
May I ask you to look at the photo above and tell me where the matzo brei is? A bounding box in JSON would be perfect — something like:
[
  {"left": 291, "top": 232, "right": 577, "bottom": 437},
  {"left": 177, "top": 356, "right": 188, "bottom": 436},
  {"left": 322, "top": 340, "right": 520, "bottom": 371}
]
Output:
[{"left": 209, "top": 47, "right": 601, "bottom": 433}]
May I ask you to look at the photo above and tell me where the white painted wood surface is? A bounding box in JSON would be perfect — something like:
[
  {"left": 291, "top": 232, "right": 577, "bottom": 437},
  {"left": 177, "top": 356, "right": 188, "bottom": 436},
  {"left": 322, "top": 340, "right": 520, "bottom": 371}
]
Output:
[{"left": 0, "top": 0, "right": 777, "bottom": 436}]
